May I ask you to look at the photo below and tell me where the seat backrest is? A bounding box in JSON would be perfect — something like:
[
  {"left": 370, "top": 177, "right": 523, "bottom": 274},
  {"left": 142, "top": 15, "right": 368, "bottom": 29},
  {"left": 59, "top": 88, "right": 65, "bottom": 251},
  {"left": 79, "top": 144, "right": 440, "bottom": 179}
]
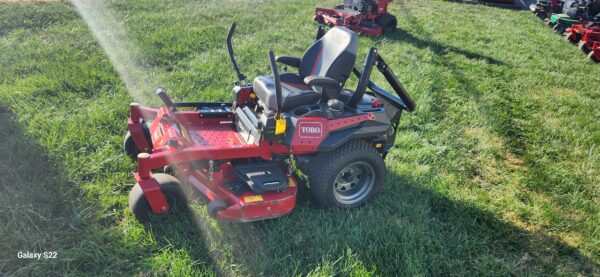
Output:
[
  {"left": 344, "top": 0, "right": 377, "bottom": 13},
  {"left": 299, "top": 27, "right": 359, "bottom": 84}
]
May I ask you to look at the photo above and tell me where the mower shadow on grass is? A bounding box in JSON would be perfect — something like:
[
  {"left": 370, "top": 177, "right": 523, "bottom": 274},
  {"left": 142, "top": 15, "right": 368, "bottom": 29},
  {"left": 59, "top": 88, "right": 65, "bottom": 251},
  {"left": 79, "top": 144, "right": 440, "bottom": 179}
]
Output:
[
  {"left": 248, "top": 170, "right": 600, "bottom": 275},
  {"left": 382, "top": 171, "right": 599, "bottom": 275},
  {"left": 155, "top": 169, "right": 600, "bottom": 275},
  {"left": 383, "top": 27, "right": 505, "bottom": 66},
  {"left": 388, "top": 0, "right": 505, "bottom": 66}
]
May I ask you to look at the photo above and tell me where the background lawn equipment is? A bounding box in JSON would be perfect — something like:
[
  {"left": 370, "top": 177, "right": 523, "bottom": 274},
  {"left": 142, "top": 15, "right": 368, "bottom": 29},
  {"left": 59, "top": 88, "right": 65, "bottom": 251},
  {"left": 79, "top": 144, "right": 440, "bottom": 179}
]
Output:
[
  {"left": 549, "top": 13, "right": 579, "bottom": 34},
  {"left": 565, "top": 20, "right": 600, "bottom": 43},
  {"left": 586, "top": 41, "right": 600, "bottom": 61},
  {"left": 531, "top": 0, "right": 564, "bottom": 19},
  {"left": 576, "top": 24, "right": 600, "bottom": 60},
  {"left": 547, "top": 0, "right": 600, "bottom": 34},
  {"left": 313, "top": 0, "right": 397, "bottom": 36},
  {"left": 124, "top": 23, "right": 415, "bottom": 222}
]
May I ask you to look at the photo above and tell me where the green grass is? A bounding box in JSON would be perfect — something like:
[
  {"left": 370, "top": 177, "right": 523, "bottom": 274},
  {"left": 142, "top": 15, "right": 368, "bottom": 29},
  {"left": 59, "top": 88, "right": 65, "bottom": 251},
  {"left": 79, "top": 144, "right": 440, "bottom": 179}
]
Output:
[{"left": 1, "top": 0, "right": 600, "bottom": 275}]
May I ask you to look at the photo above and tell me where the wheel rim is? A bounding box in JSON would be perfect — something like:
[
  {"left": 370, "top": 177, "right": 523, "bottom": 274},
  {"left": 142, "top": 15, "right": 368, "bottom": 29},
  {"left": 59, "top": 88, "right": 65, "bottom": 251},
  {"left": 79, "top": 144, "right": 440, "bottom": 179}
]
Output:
[{"left": 333, "top": 161, "right": 375, "bottom": 205}]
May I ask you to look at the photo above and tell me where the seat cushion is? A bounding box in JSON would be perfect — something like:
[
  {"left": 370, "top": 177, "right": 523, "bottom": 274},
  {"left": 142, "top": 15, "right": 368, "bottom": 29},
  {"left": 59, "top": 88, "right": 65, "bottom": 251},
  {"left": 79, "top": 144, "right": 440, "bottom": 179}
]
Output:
[{"left": 253, "top": 73, "right": 321, "bottom": 111}]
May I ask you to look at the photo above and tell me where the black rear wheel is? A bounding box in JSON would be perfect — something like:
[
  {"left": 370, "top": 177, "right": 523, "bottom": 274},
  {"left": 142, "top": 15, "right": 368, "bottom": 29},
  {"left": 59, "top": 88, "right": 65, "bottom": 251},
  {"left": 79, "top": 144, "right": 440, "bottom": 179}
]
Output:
[
  {"left": 307, "top": 140, "right": 386, "bottom": 208},
  {"left": 375, "top": 13, "right": 397, "bottom": 34},
  {"left": 535, "top": 10, "right": 547, "bottom": 20},
  {"left": 554, "top": 24, "right": 566, "bottom": 35}
]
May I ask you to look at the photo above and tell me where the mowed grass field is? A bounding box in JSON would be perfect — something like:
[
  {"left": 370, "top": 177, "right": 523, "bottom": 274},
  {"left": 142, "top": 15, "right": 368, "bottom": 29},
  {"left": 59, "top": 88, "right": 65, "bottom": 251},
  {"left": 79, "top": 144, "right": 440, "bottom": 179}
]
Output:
[{"left": 1, "top": 0, "right": 599, "bottom": 275}]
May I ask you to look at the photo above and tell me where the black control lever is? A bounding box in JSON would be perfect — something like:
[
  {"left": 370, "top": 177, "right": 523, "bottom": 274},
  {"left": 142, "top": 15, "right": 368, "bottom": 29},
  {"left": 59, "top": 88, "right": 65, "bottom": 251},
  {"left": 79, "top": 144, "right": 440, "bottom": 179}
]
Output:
[
  {"left": 227, "top": 22, "right": 247, "bottom": 83},
  {"left": 267, "top": 50, "right": 283, "bottom": 117},
  {"left": 155, "top": 87, "right": 176, "bottom": 111}
]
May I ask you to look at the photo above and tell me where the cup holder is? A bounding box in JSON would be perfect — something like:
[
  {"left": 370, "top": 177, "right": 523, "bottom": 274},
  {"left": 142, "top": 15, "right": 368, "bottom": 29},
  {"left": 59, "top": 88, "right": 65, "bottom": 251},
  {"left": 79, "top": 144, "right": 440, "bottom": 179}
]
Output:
[{"left": 292, "top": 105, "right": 315, "bottom": 117}]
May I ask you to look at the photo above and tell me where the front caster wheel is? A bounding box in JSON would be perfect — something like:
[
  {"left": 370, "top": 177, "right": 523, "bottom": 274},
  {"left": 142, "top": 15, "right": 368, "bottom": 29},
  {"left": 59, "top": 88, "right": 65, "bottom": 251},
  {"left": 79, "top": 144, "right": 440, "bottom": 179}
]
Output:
[
  {"left": 307, "top": 140, "right": 386, "bottom": 209},
  {"left": 579, "top": 41, "right": 591, "bottom": 54},
  {"left": 588, "top": 51, "right": 600, "bottom": 62},
  {"left": 128, "top": 173, "right": 187, "bottom": 221},
  {"left": 565, "top": 33, "right": 581, "bottom": 44},
  {"left": 123, "top": 122, "right": 153, "bottom": 160}
]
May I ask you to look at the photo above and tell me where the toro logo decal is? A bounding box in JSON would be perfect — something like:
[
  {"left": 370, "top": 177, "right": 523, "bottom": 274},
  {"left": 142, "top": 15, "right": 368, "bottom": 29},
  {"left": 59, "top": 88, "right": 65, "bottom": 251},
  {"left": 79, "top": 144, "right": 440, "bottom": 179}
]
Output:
[{"left": 298, "top": 122, "right": 323, "bottom": 139}]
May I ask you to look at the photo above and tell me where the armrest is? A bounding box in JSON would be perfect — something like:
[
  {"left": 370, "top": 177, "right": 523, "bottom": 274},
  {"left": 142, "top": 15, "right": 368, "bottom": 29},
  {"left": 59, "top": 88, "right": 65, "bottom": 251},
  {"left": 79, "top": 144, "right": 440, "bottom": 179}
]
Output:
[
  {"left": 304, "top": 75, "right": 341, "bottom": 90},
  {"left": 276, "top": 56, "right": 301, "bottom": 68}
]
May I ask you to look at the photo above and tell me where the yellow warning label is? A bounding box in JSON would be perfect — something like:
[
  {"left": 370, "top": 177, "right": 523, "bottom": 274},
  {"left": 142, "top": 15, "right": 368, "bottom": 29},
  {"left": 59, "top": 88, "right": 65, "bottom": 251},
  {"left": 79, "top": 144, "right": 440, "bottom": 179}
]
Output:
[
  {"left": 244, "top": 195, "right": 264, "bottom": 203},
  {"left": 275, "top": 118, "right": 287, "bottom": 135},
  {"left": 288, "top": 177, "right": 296, "bottom": 187}
]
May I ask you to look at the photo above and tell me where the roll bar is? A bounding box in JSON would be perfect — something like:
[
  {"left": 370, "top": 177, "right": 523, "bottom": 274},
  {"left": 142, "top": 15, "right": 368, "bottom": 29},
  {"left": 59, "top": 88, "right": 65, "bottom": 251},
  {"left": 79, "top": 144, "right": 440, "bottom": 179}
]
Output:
[{"left": 350, "top": 49, "right": 416, "bottom": 112}]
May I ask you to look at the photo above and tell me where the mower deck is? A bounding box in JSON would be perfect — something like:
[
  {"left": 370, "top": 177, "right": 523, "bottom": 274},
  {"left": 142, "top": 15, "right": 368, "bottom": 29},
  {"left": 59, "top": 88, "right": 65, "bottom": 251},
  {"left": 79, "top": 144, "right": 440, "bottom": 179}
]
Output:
[
  {"left": 182, "top": 161, "right": 297, "bottom": 222},
  {"left": 128, "top": 103, "right": 300, "bottom": 221}
]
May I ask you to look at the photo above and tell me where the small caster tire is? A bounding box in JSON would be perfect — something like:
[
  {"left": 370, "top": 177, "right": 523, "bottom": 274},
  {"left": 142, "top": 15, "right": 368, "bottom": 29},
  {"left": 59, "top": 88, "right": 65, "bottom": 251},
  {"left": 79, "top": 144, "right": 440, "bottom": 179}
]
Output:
[
  {"left": 588, "top": 51, "right": 600, "bottom": 62},
  {"left": 579, "top": 41, "right": 591, "bottom": 54},
  {"left": 128, "top": 173, "right": 186, "bottom": 221}
]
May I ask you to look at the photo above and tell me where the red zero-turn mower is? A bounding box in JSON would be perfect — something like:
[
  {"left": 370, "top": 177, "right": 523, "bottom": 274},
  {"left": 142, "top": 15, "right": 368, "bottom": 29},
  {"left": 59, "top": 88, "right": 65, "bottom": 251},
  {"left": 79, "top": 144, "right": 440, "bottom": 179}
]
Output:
[
  {"left": 576, "top": 25, "right": 600, "bottom": 61},
  {"left": 565, "top": 20, "right": 591, "bottom": 43},
  {"left": 124, "top": 24, "right": 415, "bottom": 222},
  {"left": 314, "top": 0, "right": 397, "bottom": 36}
]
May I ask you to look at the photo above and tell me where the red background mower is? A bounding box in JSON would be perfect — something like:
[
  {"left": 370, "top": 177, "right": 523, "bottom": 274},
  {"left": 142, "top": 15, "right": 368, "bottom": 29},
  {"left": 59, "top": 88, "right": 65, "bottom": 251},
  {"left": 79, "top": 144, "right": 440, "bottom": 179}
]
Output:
[
  {"left": 314, "top": 0, "right": 397, "bottom": 36},
  {"left": 576, "top": 26, "right": 600, "bottom": 61},
  {"left": 565, "top": 21, "right": 592, "bottom": 43},
  {"left": 124, "top": 23, "right": 415, "bottom": 222}
]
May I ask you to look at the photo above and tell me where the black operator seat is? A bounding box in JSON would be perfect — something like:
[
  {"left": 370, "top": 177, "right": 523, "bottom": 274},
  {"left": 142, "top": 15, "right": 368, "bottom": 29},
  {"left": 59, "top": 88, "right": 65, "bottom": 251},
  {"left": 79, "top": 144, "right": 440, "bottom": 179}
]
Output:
[{"left": 253, "top": 26, "right": 359, "bottom": 112}]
